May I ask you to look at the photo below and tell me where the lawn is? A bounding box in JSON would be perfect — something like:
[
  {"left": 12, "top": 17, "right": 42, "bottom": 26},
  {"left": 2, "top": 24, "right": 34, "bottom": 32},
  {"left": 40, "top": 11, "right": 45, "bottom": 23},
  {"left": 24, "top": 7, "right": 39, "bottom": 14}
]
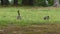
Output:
[
  {"left": 0, "top": 7, "right": 60, "bottom": 26},
  {"left": 0, "top": 7, "right": 60, "bottom": 34}
]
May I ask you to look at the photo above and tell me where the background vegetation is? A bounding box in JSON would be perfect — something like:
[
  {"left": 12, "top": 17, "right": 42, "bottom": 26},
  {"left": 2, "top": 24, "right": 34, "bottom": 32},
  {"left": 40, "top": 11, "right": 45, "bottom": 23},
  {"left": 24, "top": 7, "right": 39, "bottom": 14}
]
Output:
[{"left": 0, "top": 0, "right": 56, "bottom": 6}]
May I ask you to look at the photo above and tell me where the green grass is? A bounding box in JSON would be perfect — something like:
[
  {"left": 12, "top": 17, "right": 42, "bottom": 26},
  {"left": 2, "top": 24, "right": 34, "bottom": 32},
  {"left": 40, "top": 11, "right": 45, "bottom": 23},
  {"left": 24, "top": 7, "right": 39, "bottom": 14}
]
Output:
[{"left": 0, "top": 7, "right": 60, "bottom": 26}]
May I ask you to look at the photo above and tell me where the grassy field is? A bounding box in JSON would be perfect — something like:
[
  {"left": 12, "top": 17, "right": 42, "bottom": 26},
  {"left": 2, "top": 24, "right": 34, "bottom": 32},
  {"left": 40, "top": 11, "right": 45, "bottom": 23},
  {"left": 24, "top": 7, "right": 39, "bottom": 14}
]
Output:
[
  {"left": 0, "top": 7, "right": 60, "bottom": 26},
  {"left": 0, "top": 7, "right": 60, "bottom": 34}
]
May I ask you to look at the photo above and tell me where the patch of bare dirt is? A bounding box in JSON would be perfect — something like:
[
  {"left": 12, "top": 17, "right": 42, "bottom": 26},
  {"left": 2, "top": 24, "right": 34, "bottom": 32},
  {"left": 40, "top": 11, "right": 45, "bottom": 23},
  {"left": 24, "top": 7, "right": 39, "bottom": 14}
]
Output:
[{"left": 0, "top": 24, "right": 60, "bottom": 34}]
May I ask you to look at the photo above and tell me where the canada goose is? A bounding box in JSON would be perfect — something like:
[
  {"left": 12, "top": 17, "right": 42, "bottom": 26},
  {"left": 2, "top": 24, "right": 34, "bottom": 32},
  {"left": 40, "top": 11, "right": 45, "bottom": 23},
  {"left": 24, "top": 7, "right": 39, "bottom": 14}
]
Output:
[
  {"left": 44, "top": 16, "right": 49, "bottom": 20},
  {"left": 17, "top": 10, "right": 21, "bottom": 20}
]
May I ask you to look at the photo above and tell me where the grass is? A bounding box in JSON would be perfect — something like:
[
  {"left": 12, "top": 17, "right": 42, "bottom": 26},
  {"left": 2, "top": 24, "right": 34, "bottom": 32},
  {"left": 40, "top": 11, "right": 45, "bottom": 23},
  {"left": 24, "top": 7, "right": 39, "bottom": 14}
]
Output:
[
  {"left": 0, "top": 7, "right": 60, "bottom": 26},
  {"left": 0, "top": 7, "right": 60, "bottom": 34}
]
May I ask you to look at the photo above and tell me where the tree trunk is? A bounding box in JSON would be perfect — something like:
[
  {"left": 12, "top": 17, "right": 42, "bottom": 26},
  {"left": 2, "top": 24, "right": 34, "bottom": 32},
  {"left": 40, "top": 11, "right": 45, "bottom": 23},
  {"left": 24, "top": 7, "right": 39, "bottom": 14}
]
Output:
[
  {"left": 1, "top": 0, "right": 3, "bottom": 5},
  {"left": 14, "top": 0, "right": 18, "bottom": 5},
  {"left": 29, "top": 0, "right": 34, "bottom": 5},
  {"left": 22, "top": 0, "right": 33, "bottom": 6},
  {"left": 54, "top": 0, "right": 60, "bottom": 7}
]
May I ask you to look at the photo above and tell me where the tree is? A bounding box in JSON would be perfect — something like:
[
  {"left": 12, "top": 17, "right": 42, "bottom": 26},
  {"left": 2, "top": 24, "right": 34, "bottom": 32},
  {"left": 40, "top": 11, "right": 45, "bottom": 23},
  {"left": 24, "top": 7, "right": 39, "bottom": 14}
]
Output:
[
  {"left": 9, "top": 0, "right": 13, "bottom": 5},
  {"left": 29, "top": 0, "right": 34, "bottom": 5},
  {"left": 22, "top": 0, "right": 34, "bottom": 6},
  {"left": 45, "top": 0, "right": 49, "bottom": 6},
  {"left": 1, "top": 0, "right": 3, "bottom": 5},
  {"left": 13, "top": 0, "right": 18, "bottom": 5},
  {"left": 1, "top": 0, "right": 9, "bottom": 6},
  {"left": 53, "top": 0, "right": 60, "bottom": 7}
]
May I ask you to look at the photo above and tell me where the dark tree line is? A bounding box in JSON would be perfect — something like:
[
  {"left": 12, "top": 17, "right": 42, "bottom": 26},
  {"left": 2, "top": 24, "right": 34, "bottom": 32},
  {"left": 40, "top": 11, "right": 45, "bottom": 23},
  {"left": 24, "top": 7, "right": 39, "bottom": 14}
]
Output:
[
  {"left": 0, "top": 0, "right": 18, "bottom": 6},
  {"left": 0, "top": 0, "right": 60, "bottom": 7},
  {"left": 0, "top": 0, "right": 34, "bottom": 6}
]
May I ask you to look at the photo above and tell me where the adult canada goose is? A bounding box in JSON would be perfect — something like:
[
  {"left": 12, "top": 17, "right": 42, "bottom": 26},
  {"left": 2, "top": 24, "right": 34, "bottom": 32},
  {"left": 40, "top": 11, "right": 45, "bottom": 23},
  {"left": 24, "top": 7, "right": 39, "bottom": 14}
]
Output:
[{"left": 17, "top": 10, "right": 21, "bottom": 20}]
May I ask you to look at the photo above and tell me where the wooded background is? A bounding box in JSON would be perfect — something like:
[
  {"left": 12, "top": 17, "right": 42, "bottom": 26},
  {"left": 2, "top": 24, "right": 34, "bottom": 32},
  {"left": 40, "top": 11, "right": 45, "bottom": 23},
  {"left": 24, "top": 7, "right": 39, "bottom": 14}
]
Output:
[{"left": 0, "top": 0, "right": 60, "bottom": 7}]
